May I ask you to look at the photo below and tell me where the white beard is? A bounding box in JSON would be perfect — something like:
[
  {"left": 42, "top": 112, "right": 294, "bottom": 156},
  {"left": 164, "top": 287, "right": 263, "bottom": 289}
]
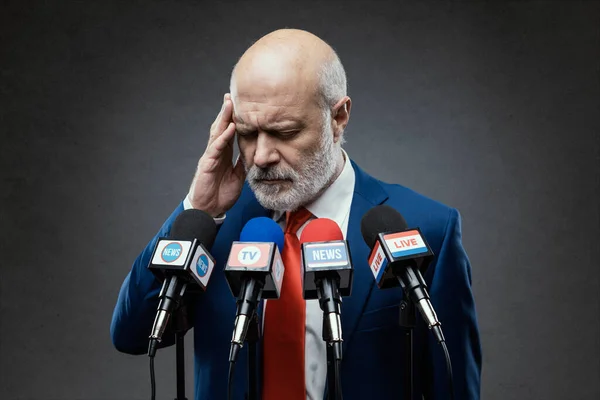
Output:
[{"left": 245, "top": 122, "right": 340, "bottom": 212}]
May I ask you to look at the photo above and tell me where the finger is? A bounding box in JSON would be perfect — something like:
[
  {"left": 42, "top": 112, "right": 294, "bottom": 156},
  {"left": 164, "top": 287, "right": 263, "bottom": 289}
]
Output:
[
  {"left": 206, "top": 122, "right": 236, "bottom": 158},
  {"left": 207, "top": 101, "right": 225, "bottom": 145},
  {"left": 233, "top": 153, "right": 247, "bottom": 181},
  {"left": 208, "top": 96, "right": 233, "bottom": 144}
]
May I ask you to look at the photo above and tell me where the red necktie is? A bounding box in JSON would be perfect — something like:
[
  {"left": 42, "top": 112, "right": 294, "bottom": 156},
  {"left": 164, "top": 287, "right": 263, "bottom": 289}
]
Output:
[{"left": 262, "top": 207, "right": 313, "bottom": 400}]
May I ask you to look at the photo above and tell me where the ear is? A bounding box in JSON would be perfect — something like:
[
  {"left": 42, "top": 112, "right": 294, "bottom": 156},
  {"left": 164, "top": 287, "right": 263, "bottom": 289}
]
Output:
[{"left": 331, "top": 96, "right": 352, "bottom": 143}]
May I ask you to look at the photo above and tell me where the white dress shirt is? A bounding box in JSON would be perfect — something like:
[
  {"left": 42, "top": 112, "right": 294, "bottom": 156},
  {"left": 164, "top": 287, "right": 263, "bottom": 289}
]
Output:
[{"left": 184, "top": 149, "right": 356, "bottom": 399}]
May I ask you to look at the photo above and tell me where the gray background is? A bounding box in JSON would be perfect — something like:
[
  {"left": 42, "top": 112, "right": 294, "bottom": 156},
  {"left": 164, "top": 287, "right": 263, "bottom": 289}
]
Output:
[{"left": 1, "top": 0, "right": 598, "bottom": 399}]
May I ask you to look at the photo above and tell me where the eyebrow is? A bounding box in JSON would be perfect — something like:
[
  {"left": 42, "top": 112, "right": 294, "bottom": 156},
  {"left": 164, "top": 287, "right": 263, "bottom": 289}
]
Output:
[
  {"left": 235, "top": 119, "right": 304, "bottom": 133},
  {"left": 232, "top": 114, "right": 246, "bottom": 125}
]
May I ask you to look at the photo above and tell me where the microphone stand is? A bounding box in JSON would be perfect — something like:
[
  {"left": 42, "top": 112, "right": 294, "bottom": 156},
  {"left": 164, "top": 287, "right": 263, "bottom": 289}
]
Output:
[
  {"left": 323, "top": 318, "right": 338, "bottom": 400},
  {"left": 245, "top": 312, "right": 261, "bottom": 400},
  {"left": 398, "top": 292, "right": 416, "bottom": 400},
  {"left": 319, "top": 278, "right": 343, "bottom": 400},
  {"left": 171, "top": 297, "right": 194, "bottom": 400}
]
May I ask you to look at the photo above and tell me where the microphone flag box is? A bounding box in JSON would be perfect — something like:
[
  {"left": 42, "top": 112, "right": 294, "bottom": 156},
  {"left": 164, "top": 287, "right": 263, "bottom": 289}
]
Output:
[
  {"left": 148, "top": 238, "right": 216, "bottom": 290},
  {"left": 368, "top": 228, "right": 434, "bottom": 289},
  {"left": 224, "top": 242, "right": 284, "bottom": 299},
  {"left": 301, "top": 240, "right": 353, "bottom": 299}
]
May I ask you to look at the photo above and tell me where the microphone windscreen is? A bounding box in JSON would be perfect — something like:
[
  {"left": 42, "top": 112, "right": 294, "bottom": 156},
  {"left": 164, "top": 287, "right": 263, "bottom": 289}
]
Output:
[
  {"left": 299, "top": 218, "right": 343, "bottom": 244},
  {"left": 240, "top": 217, "right": 285, "bottom": 251},
  {"left": 360, "top": 205, "right": 408, "bottom": 249},
  {"left": 171, "top": 209, "right": 218, "bottom": 249}
]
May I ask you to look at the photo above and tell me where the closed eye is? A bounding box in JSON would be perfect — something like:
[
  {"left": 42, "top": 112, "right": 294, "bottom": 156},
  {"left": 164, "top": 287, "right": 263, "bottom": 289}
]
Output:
[
  {"left": 270, "top": 130, "right": 300, "bottom": 139},
  {"left": 236, "top": 130, "right": 257, "bottom": 137},
  {"left": 237, "top": 129, "right": 301, "bottom": 139}
]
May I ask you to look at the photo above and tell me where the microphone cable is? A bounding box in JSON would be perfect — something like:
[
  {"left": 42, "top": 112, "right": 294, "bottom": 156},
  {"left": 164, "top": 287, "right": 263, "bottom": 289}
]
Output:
[
  {"left": 335, "top": 358, "right": 343, "bottom": 400},
  {"left": 149, "top": 355, "right": 156, "bottom": 400},
  {"left": 227, "top": 360, "right": 236, "bottom": 400},
  {"left": 440, "top": 339, "right": 455, "bottom": 400}
]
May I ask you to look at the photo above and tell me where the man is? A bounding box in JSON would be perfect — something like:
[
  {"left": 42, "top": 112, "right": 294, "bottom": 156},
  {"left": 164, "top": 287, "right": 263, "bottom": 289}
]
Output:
[{"left": 110, "top": 29, "right": 482, "bottom": 399}]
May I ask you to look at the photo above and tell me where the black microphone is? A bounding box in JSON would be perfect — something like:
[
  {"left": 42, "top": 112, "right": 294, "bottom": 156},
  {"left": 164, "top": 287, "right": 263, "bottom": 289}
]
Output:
[
  {"left": 299, "top": 218, "right": 353, "bottom": 362},
  {"left": 361, "top": 205, "right": 444, "bottom": 343},
  {"left": 224, "top": 217, "right": 285, "bottom": 363},
  {"left": 146, "top": 209, "right": 217, "bottom": 357}
]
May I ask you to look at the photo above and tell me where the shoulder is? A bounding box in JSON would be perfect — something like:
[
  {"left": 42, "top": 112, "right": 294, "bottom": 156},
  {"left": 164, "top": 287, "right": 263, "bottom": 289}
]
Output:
[{"left": 351, "top": 160, "right": 460, "bottom": 252}]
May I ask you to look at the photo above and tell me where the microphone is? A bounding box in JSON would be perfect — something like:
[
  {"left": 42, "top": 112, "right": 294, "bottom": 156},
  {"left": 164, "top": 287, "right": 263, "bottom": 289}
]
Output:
[
  {"left": 146, "top": 209, "right": 217, "bottom": 357},
  {"left": 224, "top": 217, "right": 285, "bottom": 363},
  {"left": 299, "top": 218, "right": 353, "bottom": 361},
  {"left": 360, "top": 205, "right": 445, "bottom": 343}
]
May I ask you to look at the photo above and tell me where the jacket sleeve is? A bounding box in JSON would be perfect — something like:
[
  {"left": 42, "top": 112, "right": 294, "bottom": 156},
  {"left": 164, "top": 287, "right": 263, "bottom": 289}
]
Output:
[
  {"left": 110, "top": 202, "right": 185, "bottom": 355},
  {"left": 422, "top": 208, "right": 482, "bottom": 399}
]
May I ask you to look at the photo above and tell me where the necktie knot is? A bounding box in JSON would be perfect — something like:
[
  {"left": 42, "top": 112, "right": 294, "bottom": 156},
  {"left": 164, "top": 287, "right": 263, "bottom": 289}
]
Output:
[{"left": 285, "top": 207, "right": 313, "bottom": 235}]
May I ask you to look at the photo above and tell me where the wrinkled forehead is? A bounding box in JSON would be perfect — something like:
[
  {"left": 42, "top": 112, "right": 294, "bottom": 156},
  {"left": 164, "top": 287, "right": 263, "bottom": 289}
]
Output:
[
  {"left": 233, "top": 64, "right": 316, "bottom": 99},
  {"left": 231, "top": 71, "right": 322, "bottom": 126}
]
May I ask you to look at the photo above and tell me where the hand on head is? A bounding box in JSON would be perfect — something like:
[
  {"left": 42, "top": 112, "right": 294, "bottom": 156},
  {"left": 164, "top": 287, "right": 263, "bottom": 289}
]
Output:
[
  {"left": 187, "top": 29, "right": 351, "bottom": 216},
  {"left": 187, "top": 93, "right": 246, "bottom": 217}
]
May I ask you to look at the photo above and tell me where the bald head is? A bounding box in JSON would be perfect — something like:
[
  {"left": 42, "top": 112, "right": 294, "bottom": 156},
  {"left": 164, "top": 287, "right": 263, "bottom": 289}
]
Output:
[
  {"left": 230, "top": 30, "right": 352, "bottom": 212},
  {"left": 230, "top": 29, "right": 347, "bottom": 111}
]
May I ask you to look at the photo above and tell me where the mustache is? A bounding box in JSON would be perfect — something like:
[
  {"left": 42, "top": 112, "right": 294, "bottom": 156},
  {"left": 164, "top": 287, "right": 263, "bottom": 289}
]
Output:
[{"left": 247, "top": 165, "right": 297, "bottom": 181}]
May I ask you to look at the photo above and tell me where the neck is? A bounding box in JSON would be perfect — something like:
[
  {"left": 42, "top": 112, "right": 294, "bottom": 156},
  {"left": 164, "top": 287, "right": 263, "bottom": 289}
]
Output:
[{"left": 331, "top": 146, "right": 345, "bottom": 183}]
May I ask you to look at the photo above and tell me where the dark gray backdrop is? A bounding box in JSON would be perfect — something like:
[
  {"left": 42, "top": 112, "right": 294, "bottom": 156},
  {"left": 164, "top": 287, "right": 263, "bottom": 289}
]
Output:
[{"left": 1, "top": 1, "right": 598, "bottom": 399}]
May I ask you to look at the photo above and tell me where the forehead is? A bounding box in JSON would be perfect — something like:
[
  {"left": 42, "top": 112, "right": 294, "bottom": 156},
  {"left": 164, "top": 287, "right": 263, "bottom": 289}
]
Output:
[
  {"left": 232, "top": 78, "right": 320, "bottom": 127},
  {"left": 231, "top": 52, "right": 322, "bottom": 123}
]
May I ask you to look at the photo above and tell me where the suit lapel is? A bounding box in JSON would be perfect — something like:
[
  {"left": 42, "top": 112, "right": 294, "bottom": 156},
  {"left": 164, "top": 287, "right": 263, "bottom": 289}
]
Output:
[{"left": 342, "top": 160, "right": 389, "bottom": 359}]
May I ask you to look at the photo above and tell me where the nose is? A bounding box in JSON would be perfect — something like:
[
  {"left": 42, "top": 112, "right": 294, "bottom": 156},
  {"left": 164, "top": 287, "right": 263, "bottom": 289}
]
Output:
[{"left": 253, "top": 132, "right": 280, "bottom": 168}]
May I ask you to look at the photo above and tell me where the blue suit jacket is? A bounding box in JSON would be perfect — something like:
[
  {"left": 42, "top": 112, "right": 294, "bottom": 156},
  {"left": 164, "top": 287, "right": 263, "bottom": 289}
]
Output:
[{"left": 111, "top": 160, "right": 482, "bottom": 399}]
